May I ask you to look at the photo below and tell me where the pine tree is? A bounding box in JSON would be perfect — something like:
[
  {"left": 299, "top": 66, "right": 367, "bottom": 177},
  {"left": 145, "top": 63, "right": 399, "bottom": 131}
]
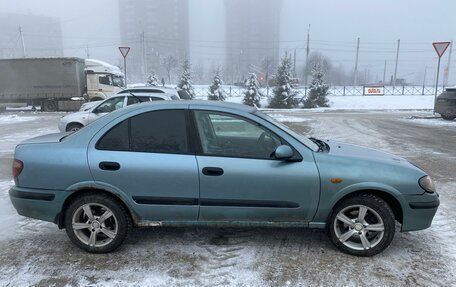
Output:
[
  {"left": 177, "top": 59, "right": 195, "bottom": 98},
  {"left": 208, "top": 69, "right": 226, "bottom": 101},
  {"left": 268, "top": 53, "right": 297, "bottom": 108},
  {"left": 304, "top": 64, "right": 330, "bottom": 108},
  {"left": 145, "top": 73, "right": 159, "bottom": 86},
  {"left": 243, "top": 73, "right": 263, "bottom": 107}
]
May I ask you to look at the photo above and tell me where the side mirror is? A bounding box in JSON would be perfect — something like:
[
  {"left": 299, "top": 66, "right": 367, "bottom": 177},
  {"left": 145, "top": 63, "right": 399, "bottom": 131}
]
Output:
[{"left": 274, "top": 145, "right": 293, "bottom": 160}]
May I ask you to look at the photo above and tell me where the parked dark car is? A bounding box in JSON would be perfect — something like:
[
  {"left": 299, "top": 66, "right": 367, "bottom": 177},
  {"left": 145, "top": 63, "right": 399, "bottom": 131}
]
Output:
[{"left": 435, "top": 87, "right": 456, "bottom": 120}]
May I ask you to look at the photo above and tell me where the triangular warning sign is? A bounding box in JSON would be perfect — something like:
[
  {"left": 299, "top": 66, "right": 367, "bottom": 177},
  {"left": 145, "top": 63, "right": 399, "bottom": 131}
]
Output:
[
  {"left": 432, "top": 42, "right": 451, "bottom": 58},
  {"left": 118, "top": 46, "right": 131, "bottom": 58}
]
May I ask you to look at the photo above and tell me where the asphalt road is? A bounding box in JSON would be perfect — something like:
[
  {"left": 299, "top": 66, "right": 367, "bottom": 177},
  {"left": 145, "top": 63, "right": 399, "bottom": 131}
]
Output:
[{"left": 0, "top": 111, "right": 455, "bottom": 286}]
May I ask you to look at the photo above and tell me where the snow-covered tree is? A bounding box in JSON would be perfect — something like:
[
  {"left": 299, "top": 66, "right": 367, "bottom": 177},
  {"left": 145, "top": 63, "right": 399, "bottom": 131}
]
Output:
[
  {"left": 243, "top": 73, "right": 263, "bottom": 107},
  {"left": 145, "top": 73, "right": 159, "bottom": 86},
  {"left": 268, "top": 53, "right": 297, "bottom": 108},
  {"left": 208, "top": 69, "right": 226, "bottom": 101},
  {"left": 177, "top": 59, "right": 195, "bottom": 98},
  {"left": 304, "top": 64, "right": 330, "bottom": 108}
]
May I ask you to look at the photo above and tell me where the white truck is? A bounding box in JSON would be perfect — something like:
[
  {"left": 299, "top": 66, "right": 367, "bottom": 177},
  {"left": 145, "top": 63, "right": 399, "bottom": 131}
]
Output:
[{"left": 0, "top": 57, "right": 124, "bottom": 111}]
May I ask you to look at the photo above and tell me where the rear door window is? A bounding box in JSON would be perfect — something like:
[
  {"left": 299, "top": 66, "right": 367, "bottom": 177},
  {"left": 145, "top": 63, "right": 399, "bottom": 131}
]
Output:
[{"left": 96, "top": 110, "right": 189, "bottom": 154}]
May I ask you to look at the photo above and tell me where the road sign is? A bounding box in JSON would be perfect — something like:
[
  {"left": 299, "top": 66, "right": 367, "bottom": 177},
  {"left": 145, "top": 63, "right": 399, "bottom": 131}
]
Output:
[
  {"left": 432, "top": 41, "right": 451, "bottom": 115},
  {"left": 433, "top": 42, "right": 451, "bottom": 58},
  {"left": 118, "top": 47, "right": 130, "bottom": 87},
  {"left": 118, "top": 46, "right": 130, "bottom": 58}
]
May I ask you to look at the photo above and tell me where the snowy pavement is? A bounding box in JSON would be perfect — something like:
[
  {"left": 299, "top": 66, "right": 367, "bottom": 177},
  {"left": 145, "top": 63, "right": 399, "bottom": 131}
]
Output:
[{"left": 0, "top": 111, "right": 455, "bottom": 286}]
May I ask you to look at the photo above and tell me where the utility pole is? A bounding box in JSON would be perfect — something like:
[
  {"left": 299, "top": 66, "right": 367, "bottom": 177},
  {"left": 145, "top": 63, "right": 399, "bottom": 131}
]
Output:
[
  {"left": 86, "top": 45, "right": 90, "bottom": 59},
  {"left": 393, "top": 39, "right": 400, "bottom": 88},
  {"left": 354, "top": 37, "right": 360, "bottom": 85},
  {"left": 18, "top": 26, "right": 26, "bottom": 58},
  {"left": 383, "top": 60, "right": 387, "bottom": 83},
  {"left": 304, "top": 24, "right": 310, "bottom": 86},
  {"left": 444, "top": 40, "right": 453, "bottom": 87},
  {"left": 140, "top": 31, "right": 147, "bottom": 80}
]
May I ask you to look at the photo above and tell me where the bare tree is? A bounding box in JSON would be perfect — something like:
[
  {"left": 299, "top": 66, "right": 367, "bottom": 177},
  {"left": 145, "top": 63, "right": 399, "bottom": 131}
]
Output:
[
  {"left": 261, "top": 56, "right": 275, "bottom": 86},
  {"left": 161, "top": 55, "right": 178, "bottom": 84},
  {"left": 306, "top": 52, "right": 332, "bottom": 75}
]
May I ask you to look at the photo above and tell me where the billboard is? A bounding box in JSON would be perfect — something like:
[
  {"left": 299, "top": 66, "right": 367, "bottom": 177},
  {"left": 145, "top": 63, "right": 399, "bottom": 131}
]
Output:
[{"left": 363, "top": 86, "right": 385, "bottom": 95}]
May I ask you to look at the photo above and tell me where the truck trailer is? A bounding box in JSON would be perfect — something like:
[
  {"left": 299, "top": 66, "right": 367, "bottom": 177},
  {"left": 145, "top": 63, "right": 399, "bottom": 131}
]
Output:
[{"left": 0, "top": 57, "right": 124, "bottom": 111}]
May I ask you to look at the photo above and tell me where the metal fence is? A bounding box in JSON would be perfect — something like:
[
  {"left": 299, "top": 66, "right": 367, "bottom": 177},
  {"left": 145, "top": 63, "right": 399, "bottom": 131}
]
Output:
[{"left": 193, "top": 86, "right": 444, "bottom": 99}]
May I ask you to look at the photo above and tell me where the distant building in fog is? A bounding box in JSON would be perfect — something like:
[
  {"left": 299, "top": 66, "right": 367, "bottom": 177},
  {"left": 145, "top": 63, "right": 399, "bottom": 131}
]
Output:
[
  {"left": 119, "top": 0, "right": 189, "bottom": 83},
  {"left": 225, "top": 0, "right": 282, "bottom": 83},
  {"left": 0, "top": 13, "right": 63, "bottom": 59}
]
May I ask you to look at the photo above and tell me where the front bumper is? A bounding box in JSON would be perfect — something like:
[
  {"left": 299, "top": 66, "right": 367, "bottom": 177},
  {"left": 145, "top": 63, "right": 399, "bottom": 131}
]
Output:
[
  {"left": 9, "top": 186, "right": 67, "bottom": 224},
  {"left": 58, "top": 120, "right": 66, "bottom": 132},
  {"left": 401, "top": 191, "right": 440, "bottom": 232}
]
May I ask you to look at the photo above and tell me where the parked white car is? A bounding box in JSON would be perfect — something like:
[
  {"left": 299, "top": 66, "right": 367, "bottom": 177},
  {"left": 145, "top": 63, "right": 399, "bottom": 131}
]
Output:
[
  {"left": 58, "top": 93, "right": 176, "bottom": 132},
  {"left": 118, "top": 86, "right": 192, "bottom": 100}
]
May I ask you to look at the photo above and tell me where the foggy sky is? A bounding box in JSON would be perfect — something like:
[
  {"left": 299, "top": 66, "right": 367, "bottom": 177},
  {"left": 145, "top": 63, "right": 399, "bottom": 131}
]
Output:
[{"left": 1, "top": 0, "right": 455, "bottom": 84}]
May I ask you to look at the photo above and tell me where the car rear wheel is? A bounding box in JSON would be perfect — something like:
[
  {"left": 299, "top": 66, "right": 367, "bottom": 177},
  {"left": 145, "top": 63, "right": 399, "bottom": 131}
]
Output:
[
  {"left": 328, "top": 193, "right": 395, "bottom": 256},
  {"left": 441, "top": 115, "right": 455, "bottom": 121},
  {"left": 64, "top": 193, "right": 130, "bottom": 253}
]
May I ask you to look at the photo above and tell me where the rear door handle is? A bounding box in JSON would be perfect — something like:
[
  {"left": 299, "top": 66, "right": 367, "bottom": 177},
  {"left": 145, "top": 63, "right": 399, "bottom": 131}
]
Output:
[
  {"left": 99, "top": 161, "right": 120, "bottom": 171},
  {"left": 202, "top": 167, "right": 224, "bottom": 176}
]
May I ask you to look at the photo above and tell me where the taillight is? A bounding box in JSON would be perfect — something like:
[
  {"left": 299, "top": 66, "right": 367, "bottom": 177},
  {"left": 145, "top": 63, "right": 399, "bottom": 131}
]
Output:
[{"left": 12, "top": 159, "right": 23, "bottom": 178}]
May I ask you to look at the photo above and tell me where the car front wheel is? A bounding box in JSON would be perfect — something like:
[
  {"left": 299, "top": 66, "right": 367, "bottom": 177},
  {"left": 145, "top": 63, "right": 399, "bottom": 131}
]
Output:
[
  {"left": 328, "top": 193, "right": 395, "bottom": 256},
  {"left": 64, "top": 193, "right": 130, "bottom": 253}
]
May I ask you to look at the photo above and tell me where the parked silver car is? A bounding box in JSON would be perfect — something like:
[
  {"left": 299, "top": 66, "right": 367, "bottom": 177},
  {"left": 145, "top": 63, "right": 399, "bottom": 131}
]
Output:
[{"left": 58, "top": 93, "right": 176, "bottom": 132}]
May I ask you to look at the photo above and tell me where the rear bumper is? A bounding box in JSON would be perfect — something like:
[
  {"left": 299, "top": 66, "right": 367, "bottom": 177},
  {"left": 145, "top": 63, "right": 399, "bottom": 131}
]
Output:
[
  {"left": 401, "top": 192, "right": 440, "bottom": 232},
  {"left": 9, "top": 186, "right": 67, "bottom": 224},
  {"left": 435, "top": 103, "right": 456, "bottom": 116}
]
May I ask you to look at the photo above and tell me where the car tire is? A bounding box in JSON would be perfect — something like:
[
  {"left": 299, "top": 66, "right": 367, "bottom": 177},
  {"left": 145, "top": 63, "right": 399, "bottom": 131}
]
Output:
[
  {"left": 441, "top": 115, "right": 455, "bottom": 121},
  {"left": 327, "top": 193, "right": 395, "bottom": 256},
  {"left": 64, "top": 193, "right": 131, "bottom": 253},
  {"left": 66, "top": 123, "right": 83, "bottom": 132}
]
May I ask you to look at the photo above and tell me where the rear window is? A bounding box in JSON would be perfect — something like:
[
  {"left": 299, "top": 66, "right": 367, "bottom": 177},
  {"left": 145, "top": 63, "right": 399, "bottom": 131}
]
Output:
[
  {"left": 441, "top": 89, "right": 456, "bottom": 99},
  {"left": 177, "top": 90, "right": 191, "bottom": 99},
  {"left": 127, "top": 96, "right": 151, "bottom": 105}
]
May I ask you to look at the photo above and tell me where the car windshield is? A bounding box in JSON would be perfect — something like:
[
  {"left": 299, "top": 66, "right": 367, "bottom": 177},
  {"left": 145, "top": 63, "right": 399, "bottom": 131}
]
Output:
[
  {"left": 112, "top": 75, "right": 124, "bottom": 87},
  {"left": 254, "top": 110, "right": 319, "bottom": 152}
]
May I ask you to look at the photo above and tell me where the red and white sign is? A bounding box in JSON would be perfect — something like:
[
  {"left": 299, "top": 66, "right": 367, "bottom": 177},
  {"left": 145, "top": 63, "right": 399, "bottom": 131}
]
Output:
[
  {"left": 118, "top": 46, "right": 130, "bottom": 58},
  {"left": 363, "top": 86, "right": 384, "bottom": 96},
  {"left": 432, "top": 42, "right": 451, "bottom": 58}
]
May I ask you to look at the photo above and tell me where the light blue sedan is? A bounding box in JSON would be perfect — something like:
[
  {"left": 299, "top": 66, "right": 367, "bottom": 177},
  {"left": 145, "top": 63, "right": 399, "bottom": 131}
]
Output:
[{"left": 9, "top": 101, "right": 439, "bottom": 256}]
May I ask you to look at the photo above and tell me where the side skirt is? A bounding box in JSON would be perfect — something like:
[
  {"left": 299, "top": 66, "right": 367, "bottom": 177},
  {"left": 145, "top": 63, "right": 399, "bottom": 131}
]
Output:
[{"left": 135, "top": 220, "right": 327, "bottom": 229}]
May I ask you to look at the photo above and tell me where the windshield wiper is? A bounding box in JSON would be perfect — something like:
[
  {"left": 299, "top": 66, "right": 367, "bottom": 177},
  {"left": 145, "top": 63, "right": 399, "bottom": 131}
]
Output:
[
  {"left": 119, "top": 87, "right": 144, "bottom": 103},
  {"left": 309, "top": 137, "right": 330, "bottom": 152}
]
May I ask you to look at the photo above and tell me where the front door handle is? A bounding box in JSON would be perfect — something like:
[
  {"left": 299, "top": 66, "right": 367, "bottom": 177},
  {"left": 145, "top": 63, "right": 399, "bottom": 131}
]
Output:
[
  {"left": 202, "top": 167, "right": 224, "bottom": 176},
  {"left": 99, "top": 161, "right": 120, "bottom": 171}
]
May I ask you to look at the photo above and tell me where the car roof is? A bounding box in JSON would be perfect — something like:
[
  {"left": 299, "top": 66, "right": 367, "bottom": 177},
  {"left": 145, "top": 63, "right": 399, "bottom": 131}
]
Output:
[
  {"left": 111, "top": 100, "right": 257, "bottom": 115},
  {"left": 118, "top": 86, "right": 177, "bottom": 94}
]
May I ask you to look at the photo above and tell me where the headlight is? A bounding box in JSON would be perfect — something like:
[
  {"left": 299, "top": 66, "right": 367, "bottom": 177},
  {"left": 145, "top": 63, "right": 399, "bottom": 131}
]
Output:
[{"left": 419, "top": 175, "right": 436, "bottom": 193}]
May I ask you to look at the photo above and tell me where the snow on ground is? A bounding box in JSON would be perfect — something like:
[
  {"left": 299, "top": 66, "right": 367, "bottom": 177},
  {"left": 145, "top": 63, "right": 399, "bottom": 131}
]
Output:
[
  {"left": 0, "top": 114, "right": 35, "bottom": 125},
  {"left": 195, "top": 94, "right": 436, "bottom": 111}
]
